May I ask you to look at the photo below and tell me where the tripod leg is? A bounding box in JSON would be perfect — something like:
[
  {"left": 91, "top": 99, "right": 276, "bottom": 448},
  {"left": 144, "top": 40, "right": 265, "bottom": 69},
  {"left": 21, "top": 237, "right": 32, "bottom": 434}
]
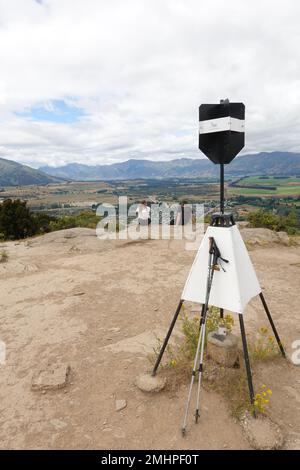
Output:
[
  {"left": 181, "top": 317, "right": 206, "bottom": 435},
  {"left": 152, "top": 299, "right": 183, "bottom": 376},
  {"left": 259, "top": 292, "right": 286, "bottom": 358},
  {"left": 239, "top": 314, "right": 256, "bottom": 416}
]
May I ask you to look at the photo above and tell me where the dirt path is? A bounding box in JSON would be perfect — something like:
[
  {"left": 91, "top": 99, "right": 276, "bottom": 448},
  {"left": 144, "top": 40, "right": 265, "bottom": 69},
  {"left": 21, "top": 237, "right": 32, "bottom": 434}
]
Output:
[{"left": 0, "top": 228, "right": 299, "bottom": 449}]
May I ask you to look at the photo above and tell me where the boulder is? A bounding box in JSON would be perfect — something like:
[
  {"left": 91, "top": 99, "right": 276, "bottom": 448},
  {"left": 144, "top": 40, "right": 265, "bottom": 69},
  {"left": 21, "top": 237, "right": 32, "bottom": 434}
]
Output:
[{"left": 207, "top": 331, "right": 239, "bottom": 368}]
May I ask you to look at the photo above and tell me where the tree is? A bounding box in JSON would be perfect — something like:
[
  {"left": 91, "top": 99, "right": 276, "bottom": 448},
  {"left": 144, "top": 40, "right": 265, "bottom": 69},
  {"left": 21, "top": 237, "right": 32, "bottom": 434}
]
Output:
[{"left": 0, "top": 199, "right": 38, "bottom": 240}]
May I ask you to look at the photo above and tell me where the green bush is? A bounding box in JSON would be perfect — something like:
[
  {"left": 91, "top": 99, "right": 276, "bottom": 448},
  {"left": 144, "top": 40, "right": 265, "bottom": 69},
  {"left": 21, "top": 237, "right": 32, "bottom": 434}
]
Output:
[
  {"left": 0, "top": 199, "right": 57, "bottom": 240},
  {"left": 33, "top": 213, "right": 56, "bottom": 234},
  {"left": 49, "top": 211, "right": 101, "bottom": 231},
  {"left": 0, "top": 200, "right": 103, "bottom": 240},
  {"left": 247, "top": 208, "right": 298, "bottom": 234},
  {"left": 0, "top": 199, "right": 38, "bottom": 240}
]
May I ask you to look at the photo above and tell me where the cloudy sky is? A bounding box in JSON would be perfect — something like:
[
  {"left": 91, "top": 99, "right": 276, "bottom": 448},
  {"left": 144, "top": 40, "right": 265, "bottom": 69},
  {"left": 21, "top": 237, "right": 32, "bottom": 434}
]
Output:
[{"left": 0, "top": 0, "right": 299, "bottom": 168}]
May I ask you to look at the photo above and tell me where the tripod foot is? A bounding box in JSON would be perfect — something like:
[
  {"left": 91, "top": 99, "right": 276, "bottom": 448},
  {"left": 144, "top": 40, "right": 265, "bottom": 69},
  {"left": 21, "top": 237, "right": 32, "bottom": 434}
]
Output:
[
  {"left": 181, "top": 427, "right": 186, "bottom": 437},
  {"left": 195, "top": 409, "right": 200, "bottom": 423}
]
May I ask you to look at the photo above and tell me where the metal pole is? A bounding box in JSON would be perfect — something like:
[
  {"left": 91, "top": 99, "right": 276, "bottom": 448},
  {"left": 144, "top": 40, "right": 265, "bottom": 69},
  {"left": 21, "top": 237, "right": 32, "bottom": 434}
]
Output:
[
  {"left": 152, "top": 299, "right": 183, "bottom": 376},
  {"left": 259, "top": 292, "right": 286, "bottom": 357},
  {"left": 220, "top": 163, "right": 224, "bottom": 214},
  {"left": 238, "top": 314, "right": 256, "bottom": 416}
]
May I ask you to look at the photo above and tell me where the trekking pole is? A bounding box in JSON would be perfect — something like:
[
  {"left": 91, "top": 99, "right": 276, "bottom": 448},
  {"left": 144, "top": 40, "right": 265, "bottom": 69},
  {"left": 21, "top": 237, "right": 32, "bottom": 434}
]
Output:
[
  {"left": 181, "top": 237, "right": 215, "bottom": 436},
  {"left": 194, "top": 298, "right": 211, "bottom": 422},
  {"left": 194, "top": 239, "right": 219, "bottom": 423},
  {"left": 194, "top": 238, "right": 228, "bottom": 423}
]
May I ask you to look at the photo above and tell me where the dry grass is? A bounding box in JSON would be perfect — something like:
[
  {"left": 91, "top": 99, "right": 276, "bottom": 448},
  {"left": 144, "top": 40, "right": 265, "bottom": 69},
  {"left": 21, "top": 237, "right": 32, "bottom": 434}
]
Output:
[{"left": 0, "top": 250, "right": 8, "bottom": 263}]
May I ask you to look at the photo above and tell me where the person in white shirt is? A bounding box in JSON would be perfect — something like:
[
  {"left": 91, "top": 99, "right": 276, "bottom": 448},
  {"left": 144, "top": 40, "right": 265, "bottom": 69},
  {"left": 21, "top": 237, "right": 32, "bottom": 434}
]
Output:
[
  {"left": 136, "top": 200, "right": 151, "bottom": 226},
  {"left": 176, "top": 200, "right": 192, "bottom": 226}
]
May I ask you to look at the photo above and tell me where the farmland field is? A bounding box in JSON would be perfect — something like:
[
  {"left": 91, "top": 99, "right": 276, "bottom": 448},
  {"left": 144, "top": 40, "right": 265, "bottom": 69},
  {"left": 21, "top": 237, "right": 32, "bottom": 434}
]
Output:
[{"left": 229, "top": 176, "right": 300, "bottom": 196}]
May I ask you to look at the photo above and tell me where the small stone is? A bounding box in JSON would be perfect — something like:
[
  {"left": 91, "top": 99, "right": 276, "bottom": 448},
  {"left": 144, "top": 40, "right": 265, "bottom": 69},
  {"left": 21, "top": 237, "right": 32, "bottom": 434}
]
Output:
[
  {"left": 115, "top": 399, "right": 127, "bottom": 412},
  {"left": 135, "top": 373, "right": 166, "bottom": 393},
  {"left": 31, "top": 364, "right": 71, "bottom": 391},
  {"left": 108, "top": 327, "right": 121, "bottom": 333},
  {"left": 50, "top": 418, "right": 68, "bottom": 430}
]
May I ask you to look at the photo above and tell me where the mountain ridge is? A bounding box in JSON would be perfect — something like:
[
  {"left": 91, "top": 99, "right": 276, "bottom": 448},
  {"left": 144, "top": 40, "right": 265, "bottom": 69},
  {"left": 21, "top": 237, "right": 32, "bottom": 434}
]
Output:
[
  {"left": 39, "top": 152, "right": 300, "bottom": 180},
  {"left": 1, "top": 151, "right": 299, "bottom": 187}
]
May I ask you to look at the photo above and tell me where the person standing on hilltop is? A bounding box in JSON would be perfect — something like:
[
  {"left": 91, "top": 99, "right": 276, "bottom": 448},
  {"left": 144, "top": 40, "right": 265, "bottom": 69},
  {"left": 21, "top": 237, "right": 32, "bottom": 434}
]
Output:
[
  {"left": 176, "top": 200, "right": 192, "bottom": 226},
  {"left": 136, "top": 200, "right": 151, "bottom": 226}
]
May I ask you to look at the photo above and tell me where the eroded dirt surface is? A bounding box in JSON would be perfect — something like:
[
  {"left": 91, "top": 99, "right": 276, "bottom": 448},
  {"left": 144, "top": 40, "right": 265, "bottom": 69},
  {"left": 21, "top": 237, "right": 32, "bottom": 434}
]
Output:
[{"left": 0, "top": 228, "right": 299, "bottom": 449}]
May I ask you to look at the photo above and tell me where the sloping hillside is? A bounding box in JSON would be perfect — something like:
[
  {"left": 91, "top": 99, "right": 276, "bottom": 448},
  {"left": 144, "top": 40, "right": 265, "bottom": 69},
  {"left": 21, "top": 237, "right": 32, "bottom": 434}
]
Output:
[{"left": 0, "top": 157, "right": 64, "bottom": 186}]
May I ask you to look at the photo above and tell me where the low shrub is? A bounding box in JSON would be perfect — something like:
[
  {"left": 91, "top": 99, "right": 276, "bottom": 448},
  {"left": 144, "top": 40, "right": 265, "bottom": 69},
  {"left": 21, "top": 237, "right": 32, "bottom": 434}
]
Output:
[
  {"left": 248, "top": 326, "right": 280, "bottom": 361},
  {"left": 247, "top": 208, "right": 298, "bottom": 234},
  {"left": 49, "top": 211, "right": 101, "bottom": 231}
]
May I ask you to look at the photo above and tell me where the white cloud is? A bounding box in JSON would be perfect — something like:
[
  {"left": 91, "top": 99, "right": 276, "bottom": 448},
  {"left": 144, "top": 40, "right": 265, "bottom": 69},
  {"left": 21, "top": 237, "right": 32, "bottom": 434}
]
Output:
[{"left": 0, "top": 0, "right": 299, "bottom": 167}]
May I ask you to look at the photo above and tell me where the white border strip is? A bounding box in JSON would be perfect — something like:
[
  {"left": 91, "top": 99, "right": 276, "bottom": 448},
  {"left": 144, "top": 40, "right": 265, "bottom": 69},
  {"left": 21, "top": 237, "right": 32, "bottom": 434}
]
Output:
[{"left": 199, "top": 117, "right": 245, "bottom": 134}]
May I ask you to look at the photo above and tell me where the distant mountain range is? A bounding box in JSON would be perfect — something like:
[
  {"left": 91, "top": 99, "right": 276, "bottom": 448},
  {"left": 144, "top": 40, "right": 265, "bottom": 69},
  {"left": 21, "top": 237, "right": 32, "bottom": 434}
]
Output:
[
  {"left": 0, "top": 151, "right": 299, "bottom": 187},
  {"left": 0, "top": 157, "right": 62, "bottom": 186},
  {"left": 40, "top": 152, "right": 300, "bottom": 180}
]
